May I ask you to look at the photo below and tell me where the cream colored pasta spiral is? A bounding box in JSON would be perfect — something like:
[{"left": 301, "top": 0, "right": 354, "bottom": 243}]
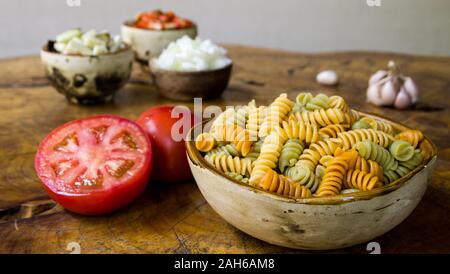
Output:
[
  {"left": 210, "top": 107, "right": 233, "bottom": 133},
  {"left": 296, "top": 138, "right": 343, "bottom": 171},
  {"left": 319, "top": 124, "right": 348, "bottom": 139},
  {"left": 246, "top": 106, "right": 266, "bottom": 141},
  {"left": 226, "top": 106, "right": 249, "bottom": 129},
  {"left": 328, "top": 95, "right": 350, "bottom": 114},
  {"left": 358, "top": 117, "right": 395, "bottom": 135},
  {"left": 205, "top": 154, "right": 253, "bottom": 177},
  {"left": 292, "top": 108, "right": 350, "bottom": 127},
  {"left": 275, "top": 119, "right": 320, "bottom": 143},
  {"left": 249, "top": 131, "right": 285, "bottom": 185},
  {"left": 213, "top": 124, "right": 254, "bottom": 157},
  {"left": 258, "top": 93, "right": 294, "bottom": 137},
  {"left": 337, "top": 128, "right": 394, "bottom": 150}
]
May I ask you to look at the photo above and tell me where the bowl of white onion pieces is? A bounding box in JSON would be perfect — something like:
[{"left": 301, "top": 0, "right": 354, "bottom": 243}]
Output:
[{"left": 150, "top": 36, "right": 232, "bottom": 101}]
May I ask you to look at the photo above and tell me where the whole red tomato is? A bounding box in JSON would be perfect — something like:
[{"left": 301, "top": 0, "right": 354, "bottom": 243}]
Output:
[{"left": 136, "top": 105, "right": 196, "bottom": 183}]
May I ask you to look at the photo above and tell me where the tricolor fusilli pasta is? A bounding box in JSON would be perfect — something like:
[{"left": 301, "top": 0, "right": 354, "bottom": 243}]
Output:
[{"left": 195, "top": 92, "right": 429, "bottom": 199}]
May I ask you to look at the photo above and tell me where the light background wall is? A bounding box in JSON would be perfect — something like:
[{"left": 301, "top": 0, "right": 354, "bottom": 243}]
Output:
[{"left": 0, "top": 0, "right": 449, "bottom": 58}]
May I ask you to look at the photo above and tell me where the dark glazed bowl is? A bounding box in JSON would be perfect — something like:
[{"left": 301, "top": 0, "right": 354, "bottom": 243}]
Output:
[
  {"left": 150, "top": 59, "right": 232, "bottom": 101},
  {"left": 40, "top": 43, "right": 134, "bottom": 105}
]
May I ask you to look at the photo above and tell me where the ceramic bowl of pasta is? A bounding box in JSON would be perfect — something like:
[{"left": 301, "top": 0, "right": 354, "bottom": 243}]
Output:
[
  {"left": 121, "top": 10, "right": 197, "bottom": 65},
  {"left": 186, "top": 92, "right": 437, "bottom": 250},
  {"left": 40, "top": 29, "right": 133, "bottom": 105}
]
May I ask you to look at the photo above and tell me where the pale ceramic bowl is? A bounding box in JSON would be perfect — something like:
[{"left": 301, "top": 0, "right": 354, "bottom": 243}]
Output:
[
  {"left": 149, "top": 59, "right": 232, "bottom": 101},
  {"left": 186, "top": 112, "right": 438, "bottom": 250},
  {"left": 121, "top": 21, "right": 197, "bottom": 65},
  {"left": 40, "top": 42, "right": 134, "bottom": 105}
]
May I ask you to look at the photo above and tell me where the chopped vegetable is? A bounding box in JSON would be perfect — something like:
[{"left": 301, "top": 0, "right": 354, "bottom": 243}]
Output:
[
  {"left": 56, "top": 28, "right": 82, "bottom": 43},
  {"left": 134, "top": 10, "right": 193, "bottom": 30},
  {"left": 154, "top": 36, "right": 232, "bottom": 71},
  {"left": 52, "top": 29, "right": 125, "bottom": 56}
]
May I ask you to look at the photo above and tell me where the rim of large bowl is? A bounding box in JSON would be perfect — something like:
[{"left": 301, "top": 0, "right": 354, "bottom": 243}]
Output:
[
  {"left": 40, "top": 41, "right": 132, "bottom": 58},
  {"left": 149, "top": 58, "right": 233, "bottom": 75},
  {"left": 186, "top": 110, "right": 438, "bottom": 205},
  {"left": 122, "top": 20, "right": 198, "bottom": 33}
]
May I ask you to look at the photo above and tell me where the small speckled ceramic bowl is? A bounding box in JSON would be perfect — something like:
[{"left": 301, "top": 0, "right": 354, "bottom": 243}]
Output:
[
  {"left": 121, "top": 21, "right": 197, "bottom": 66},
  {"left": 40, "top": 42, "right": 134, "bottom": 105},
  {"left": 186, "top": 112, "right": 438, "bottom": 250},
  {"left": 149, "top": 59, "right": 232, "bottom": 101}
]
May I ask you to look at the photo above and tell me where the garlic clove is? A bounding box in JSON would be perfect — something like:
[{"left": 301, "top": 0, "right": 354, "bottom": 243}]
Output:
[
  {"left": 369, "top": 70, "right": 388, "bottom": 85},
  {"left": 392, "top": 76, "right": 402, "bottom": 92},
  {"left": 394, "top": 88, "right": 412, "bottom": 109},
  {"left": 403, "top": 77, "right": 419, "bottom": 103},
  {"left": 316, "top": 70, "right": 339, "bottom": 85},
  {"left": 380, "top": 80, "right": 397, "bottom": 106},
  {"left": 366, "top": 83, "right": 384, "bottom": 106}
]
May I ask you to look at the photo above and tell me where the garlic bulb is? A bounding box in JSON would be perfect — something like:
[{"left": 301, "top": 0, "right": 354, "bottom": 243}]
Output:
[{"left": 366, "top": 61, "right": 419, "bottom": 109}]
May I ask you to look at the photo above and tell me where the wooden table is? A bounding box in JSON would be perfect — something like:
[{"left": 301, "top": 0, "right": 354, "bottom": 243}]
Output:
[{"left": 0, "top": 46, "right": 449, "bottom": 253}]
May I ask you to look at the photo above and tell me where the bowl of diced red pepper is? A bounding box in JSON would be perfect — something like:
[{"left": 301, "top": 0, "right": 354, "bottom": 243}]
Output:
[
  {"left": 134, "top": 10, "right": 194, "bottom": 30},
  {"left": 121, "top": 10, "right": 197, "bottom": 65}
]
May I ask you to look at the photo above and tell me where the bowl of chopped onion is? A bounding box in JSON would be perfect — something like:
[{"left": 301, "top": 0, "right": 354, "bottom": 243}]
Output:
[{"left": 149, "top": 36, "right": 233, "bottom": 101}]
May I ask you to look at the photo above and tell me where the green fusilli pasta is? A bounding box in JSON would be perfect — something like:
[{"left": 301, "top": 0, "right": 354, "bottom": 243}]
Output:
[
  {"left": 355, "top": 140, "right": 398, "bottom": 171},
  {"left": 389, "top": 140, "right": 414, "bottom": 162},
  {"left": 305, "top": 93, "right": 330, "bottom": 111},
  {"left": 206, "top": 143, "right": 240, "bottom": 157},
  {"left": 351, "top": 119, "right": 371, "bottom": 130},
  {"left": 245, "top": 140, "right": 263, "bottom": 161},
  {"left": 400, "top": 150, "right": 423, "bottom": 170},
  {"left": 225, "top": 172, "right": 249, "bottom": 184},
  {"left": 315, "top": 164, "right": 326, "bottom": 180},
  {"left": 382, "top": 150, "right": 424, "bottom": 184},
  {"left": 278, "top": 139, "right": 304, "bottom": 173},
  {"left": 284, "top": 165, "right": 319, "bottom": 192}
]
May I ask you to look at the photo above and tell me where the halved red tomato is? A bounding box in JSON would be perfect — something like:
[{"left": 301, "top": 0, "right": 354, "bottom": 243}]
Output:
[{"left": 34, "top": 115, "right": 152, "bottom": 215}]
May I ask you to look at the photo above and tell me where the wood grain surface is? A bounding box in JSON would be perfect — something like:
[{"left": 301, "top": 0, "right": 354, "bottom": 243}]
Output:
[{"left": 0, "top": 45, "right": 449, "bottom": 253}]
